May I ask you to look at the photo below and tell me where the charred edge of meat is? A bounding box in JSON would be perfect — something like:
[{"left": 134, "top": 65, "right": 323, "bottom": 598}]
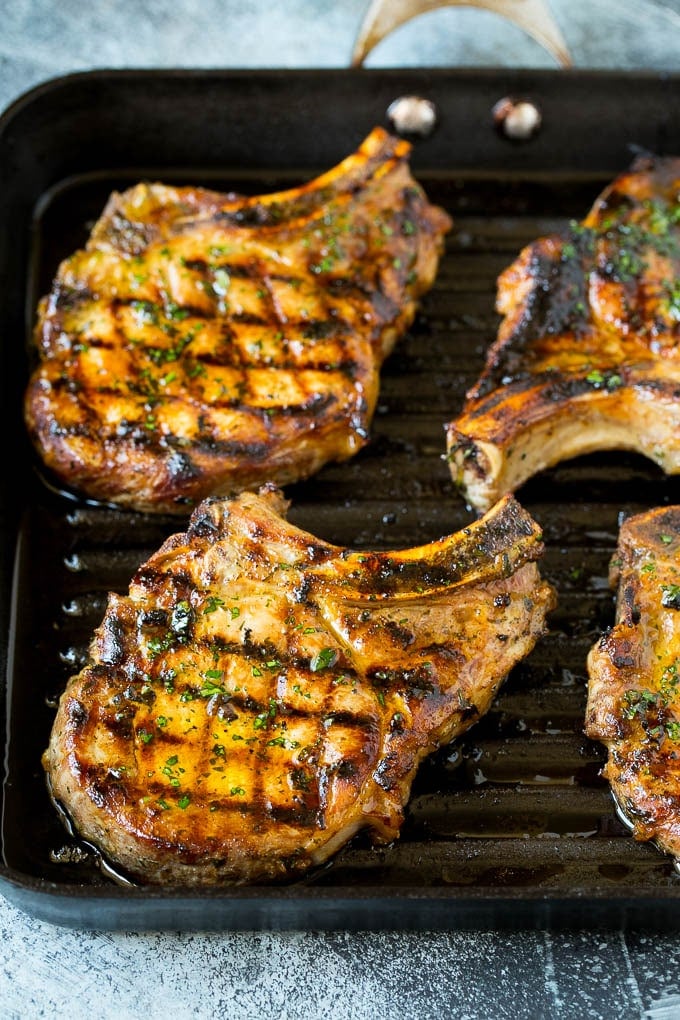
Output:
[
  {"left": 453, "top": 372, "right": 680, "bottom": 429},
  {"left": 332, "top": 496, "right": 541, "bottom": 595}
]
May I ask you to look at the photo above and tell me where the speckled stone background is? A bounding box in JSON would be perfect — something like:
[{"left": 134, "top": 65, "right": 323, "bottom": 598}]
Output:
[{"left": 2, "top": 2, "right": 680, "bottom": 1017}]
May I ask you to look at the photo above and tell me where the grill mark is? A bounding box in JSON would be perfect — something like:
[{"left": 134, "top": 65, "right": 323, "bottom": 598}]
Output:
[
  {"left": 42, "top": 412, "right": 330, "bottom": 474},
  {"left": 267, "top": 804, "right": 318, "bottom": 827},
  {"left": 193, "top": 350, "right": 355, "bottom": 374},
  {"left": 322, "top": 710, "right": 376, "bottom": 729},
  {"left": 298, "top": 317, "right": 348, "bottom": 341},
  {"left": 115, "top": 296, "right": 212, "bottom": 320},
  {"left": 255, "top": 391, "right": 337, "bottom": 420},
  {"left": 213, "top": 188, "right": 338, "bottom": 228}
]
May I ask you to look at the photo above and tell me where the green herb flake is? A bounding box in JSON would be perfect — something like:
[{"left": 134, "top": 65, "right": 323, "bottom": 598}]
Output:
[
  {"left": 622, "top": 688, "right": 659, "bottom": 720},
  {"left": 660, "top": 278, "right": 680, "bottom": 321},
  {"left": 666, "top": 720, "right": 680, "bottom": 741},
  {"left": 661, "top": 584, "right": 680, "bottom": 610},
  {"left": 310, "top": 647, "right": 338, "bottom": 672},
  {"left": 200, "top": 675, "right": 227, "bottom": 697},
  {"left": 266, "top": 736, "right": 299, "bottom": 748},
  {"left": 203, "top": 595, "right": 226, "bottom": 615}
]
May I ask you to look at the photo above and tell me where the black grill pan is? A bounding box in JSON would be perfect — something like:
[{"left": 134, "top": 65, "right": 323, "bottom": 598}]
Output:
[{"left": 1, "top": 69, "right": 680, "bottom": 931}]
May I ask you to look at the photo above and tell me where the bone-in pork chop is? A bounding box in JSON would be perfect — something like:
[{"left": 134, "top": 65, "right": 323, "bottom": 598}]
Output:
[
  {"left": 43, "top": 485, "right": 555, "bottom": 885},
  {"left": 25, "top": 127, "right": 451, "bottom": 514},
  {"left": 446, "top": 154, "right": 680, "bottom": 513},
  {"left": 586, "top": 505, "right": 680, "bottom": 862}
]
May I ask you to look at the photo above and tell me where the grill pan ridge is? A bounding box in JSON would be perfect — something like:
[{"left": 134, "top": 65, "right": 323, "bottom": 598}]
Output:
[{"left": 1, "top": 68, "right": 680, "bottom": 931}]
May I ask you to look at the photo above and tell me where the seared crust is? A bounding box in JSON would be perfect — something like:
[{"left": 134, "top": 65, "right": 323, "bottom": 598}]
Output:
[
  {"left": 586, "top": 506, "right": 680, "bottom": 860},
  {"left": 43, "top": 486, "right": 555, "bottom": 885},
  {"left": 447, "top": 154, "right": 680, "bottom": 512},
  {"left": 25, "top": 127, "right": 451, "bottom": 515}
]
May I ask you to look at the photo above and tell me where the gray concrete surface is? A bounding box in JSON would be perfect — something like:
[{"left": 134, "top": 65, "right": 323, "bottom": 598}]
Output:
[{"left": 1, "top": 2, "right": 680, "bottom": 1018}]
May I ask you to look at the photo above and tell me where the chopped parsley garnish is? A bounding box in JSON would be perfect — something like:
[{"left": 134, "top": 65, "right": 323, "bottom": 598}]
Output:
[
  {"left": 585, "top": 369, "right": 622, "bottom": 390},
  {"left": 661, "top": 584, "right": 680, "bottom": 610},
  {"left": 200, "top": 672, "right": 227, "bottom": 697},
  {"left": 310, "top": 647, "right": 338, "bottom": 672},
  {"left": 663, "top": 278, "right": 680, "bottom": 321},
  {"left": 666, "top": 721, "right": 680, "bottom": 741},
  {"left": 203, "top": 595, "right": 226, "bottom": 615}
]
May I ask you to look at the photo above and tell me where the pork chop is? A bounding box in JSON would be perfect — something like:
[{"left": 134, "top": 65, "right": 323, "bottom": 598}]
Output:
[
  {"left": 25, "top": 127, "right": 451, "bottom": 515},
  {"left": 446, "top": 153, "right": 680, "bottom": 512},
  {"left": 586, "top": 506, "right": 680, "bottom": 861},
  {"left": 43, "top": 485, "right": 555, "bottom": 885}
]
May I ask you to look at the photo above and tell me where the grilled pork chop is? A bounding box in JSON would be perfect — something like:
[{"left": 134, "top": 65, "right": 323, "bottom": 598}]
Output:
[
  {"left": 446, "top": 153, "right": 680, "bottom": 512},
  {"left": 43, "top": 485, "right": 554, "bottom": 885},
  {"left": 24, "top": 127, "right": 451, "bottom": 515},
  {"left": 586, "top": 506, "right": 680, "bottom": 861}
]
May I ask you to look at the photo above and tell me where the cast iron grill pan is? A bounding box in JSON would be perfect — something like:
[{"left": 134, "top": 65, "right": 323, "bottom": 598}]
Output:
[{"left": 2, "top": 70, "right": 680, "bottom": 930}]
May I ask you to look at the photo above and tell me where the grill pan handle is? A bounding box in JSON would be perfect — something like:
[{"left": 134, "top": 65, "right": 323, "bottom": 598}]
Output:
[{"left": 350, "top": 0, "right": 573, "bottom": 68}]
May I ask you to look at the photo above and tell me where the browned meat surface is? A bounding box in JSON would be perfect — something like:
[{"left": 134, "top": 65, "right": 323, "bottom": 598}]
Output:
[
  {"left": 586, "top": 506, "right": 680, "bottom": 861},
  {"left": 24, "top": 127, "right": 451, "bottom": 515},
  {"left": 446, "top": 154, "right": 680, "bottom": 513},
  {"left": 43, "top": 485, "right": 555, "bottom": 885}
]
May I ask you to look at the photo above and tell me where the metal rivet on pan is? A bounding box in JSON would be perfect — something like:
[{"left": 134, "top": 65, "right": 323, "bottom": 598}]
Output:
[
  {"left": 387, "top": 95, "right": 437, "bottom": 137},
  {"left": 492, "top": 97, "right": 543, "bottom": 141}
]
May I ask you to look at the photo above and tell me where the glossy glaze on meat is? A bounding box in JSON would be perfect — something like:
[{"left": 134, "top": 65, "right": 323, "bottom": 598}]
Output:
[
  {"left": 43, "top": 485, "right": 555, "bottom": 885},
  {"left": 586, "top": 506, "right": 680, "bottom": 861},
  {"left": 446, "top": 154, "right": 680, "bottom": 512},
  {"left": 24, "top": 127, "right": 451, "bottom": 515}
]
